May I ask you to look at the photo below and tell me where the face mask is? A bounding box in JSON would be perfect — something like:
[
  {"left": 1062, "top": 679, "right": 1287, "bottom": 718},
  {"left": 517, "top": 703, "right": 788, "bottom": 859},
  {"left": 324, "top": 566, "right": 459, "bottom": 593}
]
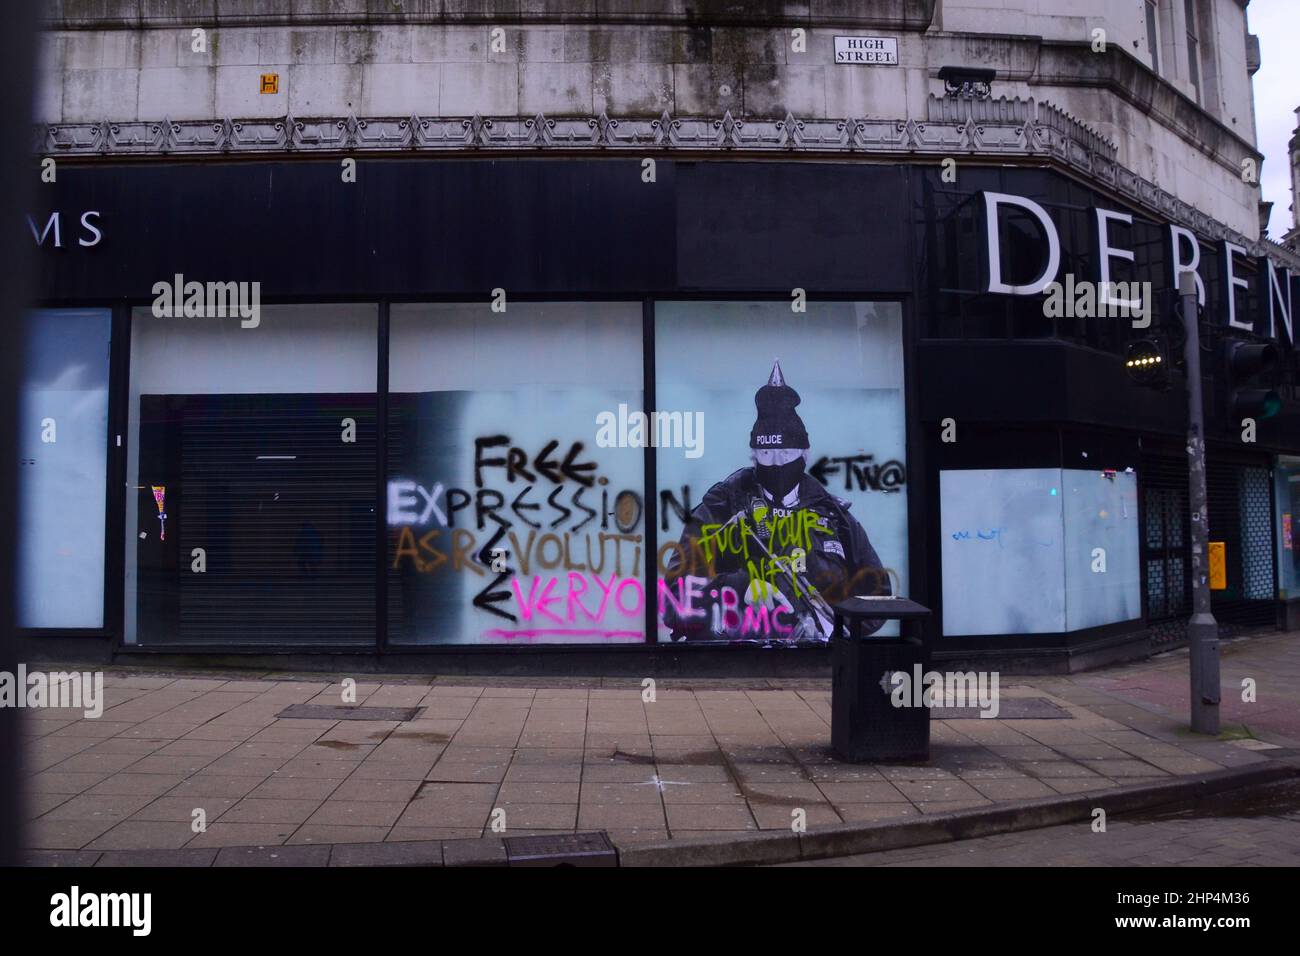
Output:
[{"left": 756, "top": 457, "right": 805, "bottom": 500}]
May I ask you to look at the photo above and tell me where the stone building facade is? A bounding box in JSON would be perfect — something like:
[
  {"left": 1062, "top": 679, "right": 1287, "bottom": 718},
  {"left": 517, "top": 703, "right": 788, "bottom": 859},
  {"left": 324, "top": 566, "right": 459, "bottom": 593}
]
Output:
[{"left": 23, "top": 1, "right": 1300, "bottom": 673}]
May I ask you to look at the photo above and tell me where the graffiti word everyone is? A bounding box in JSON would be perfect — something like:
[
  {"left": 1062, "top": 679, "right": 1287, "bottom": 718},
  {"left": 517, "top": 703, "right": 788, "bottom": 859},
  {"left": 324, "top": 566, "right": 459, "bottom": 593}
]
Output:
[{"left": 513, "top": 572, "right": 643, "bottom": 625}]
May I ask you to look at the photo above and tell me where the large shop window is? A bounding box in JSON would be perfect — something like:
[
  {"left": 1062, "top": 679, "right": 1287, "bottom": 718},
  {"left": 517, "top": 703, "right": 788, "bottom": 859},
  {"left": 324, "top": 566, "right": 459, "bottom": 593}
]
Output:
[
  {"left": 940, "top": 468, "right": 1140, "bottom": 636},
  {"left": 18, "top": 309, "right": 111, "bottom": 628},
  {"left": 654, "top": 301, "right": 908, "bottom": 642},
  {"left": 124, "top": 305, "right": 378, "bottom": 646},
  {"left": 387, "top": 302, "right": 645, "bottom": 645}
]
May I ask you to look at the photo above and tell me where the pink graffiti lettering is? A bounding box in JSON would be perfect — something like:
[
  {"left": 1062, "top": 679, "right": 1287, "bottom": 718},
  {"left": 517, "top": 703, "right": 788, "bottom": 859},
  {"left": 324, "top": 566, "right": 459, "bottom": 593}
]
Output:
[
  {"left": 615, "top": 578, "right": 645, "bottom": 616},
  {"left": 591, "top": 572, "right": 620, "bottom": 620},
  {"left": 657, "top": 578, "right": 794, "bottom": 638},
  {"left": 657, "top": 576, "right": 708, "bottom": 620},
  {"left": 481, "top": 628, "right": 643, "bottom": 642},
  {"left": 566, "top": 571, "right": 594, "bottom": 622},
  {"left": 511, "top": 576, "right": 564, "bottom": 624},
  {"left": 513, "top": 573, "right": 641, "bottom": 624}
]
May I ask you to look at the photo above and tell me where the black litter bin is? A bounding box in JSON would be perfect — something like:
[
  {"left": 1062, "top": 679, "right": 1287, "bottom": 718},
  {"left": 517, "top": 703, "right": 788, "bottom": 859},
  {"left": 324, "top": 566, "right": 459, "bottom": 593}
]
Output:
[{"left": 830, "top": 597, "right": 933, "bottom": 762}]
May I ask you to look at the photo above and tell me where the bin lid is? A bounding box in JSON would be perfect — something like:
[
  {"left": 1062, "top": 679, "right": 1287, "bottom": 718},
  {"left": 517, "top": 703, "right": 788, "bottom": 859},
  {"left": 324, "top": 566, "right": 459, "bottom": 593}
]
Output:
[{"left": 833, "top": 596, "right": 931, "bottom": 620}]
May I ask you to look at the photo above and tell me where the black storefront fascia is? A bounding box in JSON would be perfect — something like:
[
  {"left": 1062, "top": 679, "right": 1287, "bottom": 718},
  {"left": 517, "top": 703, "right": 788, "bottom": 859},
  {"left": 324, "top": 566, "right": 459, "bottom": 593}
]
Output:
[{"left": 24, "top": 157, "right": 1300, "bottom": 674}]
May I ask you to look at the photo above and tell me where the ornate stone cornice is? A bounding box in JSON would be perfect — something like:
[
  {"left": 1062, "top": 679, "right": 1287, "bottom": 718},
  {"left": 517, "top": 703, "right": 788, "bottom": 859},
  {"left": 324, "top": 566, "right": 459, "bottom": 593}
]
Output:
[
  {"left": 33, "top": 101, "right": 1299, "bottom": 273},
  {"left": 40, "top": 0, "right": 938, "bottom": 31}
]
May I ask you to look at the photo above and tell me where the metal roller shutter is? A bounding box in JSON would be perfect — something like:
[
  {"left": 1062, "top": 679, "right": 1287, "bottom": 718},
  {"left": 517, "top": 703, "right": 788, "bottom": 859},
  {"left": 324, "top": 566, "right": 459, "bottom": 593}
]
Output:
[
  {"left": 137, "top": 393, "right": 376, "bottom": 646},
  {"left": 1205, "top": 457, "right": 1276, "bottom": 628},
  {"left": 1140, "top": 452, "right": 1191, "bottom": 645},
  {"left": 1140, "top": 446, "right": 1276, "bottom": 647}
]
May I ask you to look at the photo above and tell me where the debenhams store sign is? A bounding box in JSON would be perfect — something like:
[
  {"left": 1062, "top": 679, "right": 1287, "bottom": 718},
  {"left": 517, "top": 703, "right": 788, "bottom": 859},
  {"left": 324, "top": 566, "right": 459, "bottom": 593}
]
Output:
[
  {"left": 983, "top": 191, "right": 1296, "bottom": 348},
  {"left": 26, "top": 182, "right": 1298, "bottom": 347}
]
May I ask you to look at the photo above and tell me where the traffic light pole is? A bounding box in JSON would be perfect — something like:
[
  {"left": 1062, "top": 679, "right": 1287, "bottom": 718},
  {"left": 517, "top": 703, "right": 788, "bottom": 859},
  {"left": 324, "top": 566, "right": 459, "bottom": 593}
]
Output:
[{"left": 1180, "top": 273, "right": 1221, "bottom": 735}]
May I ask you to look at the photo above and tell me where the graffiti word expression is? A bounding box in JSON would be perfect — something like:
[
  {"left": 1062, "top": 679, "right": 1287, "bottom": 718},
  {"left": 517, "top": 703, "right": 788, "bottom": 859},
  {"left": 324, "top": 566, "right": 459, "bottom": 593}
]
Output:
[{"left": 388, "top": 480, "right": 637, "bottom": 534}]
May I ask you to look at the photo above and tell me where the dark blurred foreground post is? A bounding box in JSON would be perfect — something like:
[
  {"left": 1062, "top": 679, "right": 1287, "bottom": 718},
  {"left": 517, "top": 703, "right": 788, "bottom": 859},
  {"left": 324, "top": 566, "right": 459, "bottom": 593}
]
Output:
[{"left": 1, "top": 0, "right": 40, "bottom": 866}]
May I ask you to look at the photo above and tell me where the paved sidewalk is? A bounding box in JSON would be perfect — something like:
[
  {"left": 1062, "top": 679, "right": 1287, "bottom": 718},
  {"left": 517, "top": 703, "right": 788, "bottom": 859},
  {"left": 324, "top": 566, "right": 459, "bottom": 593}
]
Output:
[
  {"left": 1068, "top": 632, "right": 1300, "bottom": 742},
  {"left": 18, "top": 631, "right": 1300, "bottom": 858}
]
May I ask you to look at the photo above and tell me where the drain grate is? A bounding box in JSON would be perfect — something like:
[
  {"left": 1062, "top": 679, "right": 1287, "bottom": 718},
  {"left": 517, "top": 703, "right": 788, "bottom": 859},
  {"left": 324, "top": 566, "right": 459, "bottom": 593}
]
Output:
[
  {"left": 930, "top": 697, "right": 1071, "bottom": 720},
  {"left": 504, "top": 832, "right": 618, "bottom": 867},
  {"left": 275, "top": 704, "right": 424, "bottom": 722}
]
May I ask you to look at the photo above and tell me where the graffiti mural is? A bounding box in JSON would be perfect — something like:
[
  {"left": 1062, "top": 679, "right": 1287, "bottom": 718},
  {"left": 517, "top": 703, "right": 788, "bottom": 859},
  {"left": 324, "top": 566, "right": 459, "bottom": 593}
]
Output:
[
  {"left": 387, "top": 390, "right": 648, "bottom": 645},
  {"left": 387, "top": 300, "right": 908, "bottom": 647},
  {"left": 653, "top": 300, "right": 909, "bottom": 644},
  {"left": 658, "top": 361, "right": 896, "bottom": 642}
]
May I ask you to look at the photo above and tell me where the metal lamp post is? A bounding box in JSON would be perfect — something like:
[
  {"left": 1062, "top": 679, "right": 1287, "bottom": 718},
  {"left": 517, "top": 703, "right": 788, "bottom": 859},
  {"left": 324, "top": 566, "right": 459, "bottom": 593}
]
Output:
[{"left": 1179, "top": 272, "right": 1221, "bottom": 735}]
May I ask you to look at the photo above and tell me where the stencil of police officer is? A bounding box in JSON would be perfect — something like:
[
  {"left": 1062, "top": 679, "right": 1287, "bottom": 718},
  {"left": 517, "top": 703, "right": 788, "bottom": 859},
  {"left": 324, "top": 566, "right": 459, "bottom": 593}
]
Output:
[{"left": 663, "top": 360, "right": 890, "bottom": 641}]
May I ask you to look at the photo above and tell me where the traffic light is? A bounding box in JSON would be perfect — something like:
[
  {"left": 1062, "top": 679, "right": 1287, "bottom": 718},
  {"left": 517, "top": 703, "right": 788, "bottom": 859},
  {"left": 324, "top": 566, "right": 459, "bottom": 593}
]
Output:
[
  {"left": 1224, "top": 340, "right": 1281, "bottom": 421},
  {"left": 1125, "top": 339, "right": 1168, "bottom": 389}
]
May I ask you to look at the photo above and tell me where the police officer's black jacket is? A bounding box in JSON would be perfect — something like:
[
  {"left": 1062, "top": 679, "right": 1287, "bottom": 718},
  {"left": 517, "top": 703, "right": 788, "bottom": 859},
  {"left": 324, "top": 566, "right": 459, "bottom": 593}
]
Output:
[{"left": 663, "top": 466, "right": 890, "bottom": 638}]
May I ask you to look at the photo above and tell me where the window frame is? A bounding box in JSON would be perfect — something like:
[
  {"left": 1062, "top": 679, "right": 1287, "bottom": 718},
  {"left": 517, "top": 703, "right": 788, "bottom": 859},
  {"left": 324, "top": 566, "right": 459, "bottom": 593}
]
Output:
[
  {"left": 1185, "top": 0, "right": 1202, "bottom": 101},
  {"left": 1146, "top": 0, "right": 1162, "bottom": 76},
  {"left": 13, "top": 305, "right": 124, "bottom": 639}
]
